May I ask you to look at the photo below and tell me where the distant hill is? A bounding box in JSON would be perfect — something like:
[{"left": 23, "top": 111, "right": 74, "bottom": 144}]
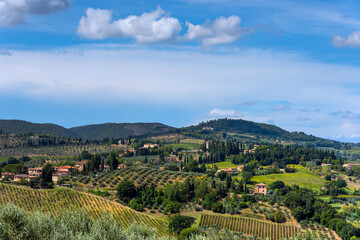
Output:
[
  {"left": 0, "top": 118, "right": 349, "bottom": 148},
  {"left": 181, "top": 119, "right": 346, "bottom": 148},
  {"left": 0, "top": 120, "right": 175, "bottom": 140},
  {"left": 70, "top": 123, "right": 176, "bottom": 140},
  {"left": 0, "top": 120, "right": 75, "bottom": 137}
]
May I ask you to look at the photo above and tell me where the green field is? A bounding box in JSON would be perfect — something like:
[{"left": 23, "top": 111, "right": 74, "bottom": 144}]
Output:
[
  {"left": 0, "top": 183, "right": 169, "bottom": 235},
  {"left": 251, "top": 165, "right": 326, "bottom": 190},
  {"left": 349, "top": 147, "right": 360, "bottom": 154},
  {"left": 205, "top": 161, "right": 238, "bottom": 170}
]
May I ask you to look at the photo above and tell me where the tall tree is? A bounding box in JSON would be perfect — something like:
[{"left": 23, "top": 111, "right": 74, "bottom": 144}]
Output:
[
  {"left": 109, "top": 152, "right": 119, "bottom": 170},
  {"left": 41, "top": 163, "right": 54, "bottom": 183}
]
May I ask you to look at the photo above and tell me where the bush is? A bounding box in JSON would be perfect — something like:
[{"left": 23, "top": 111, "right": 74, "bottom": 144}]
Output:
[
  {"left": 211, "top": 202, "right": 223, "bottom": 213},
  {"left": 164, "top": 201, "right": 181, "bottom": 214},
  {"left": 179, "top": 228, "right": 199, "bottom": 240},
  {"left": 168, "top": 214, "right": 192, "bottom": 235}
]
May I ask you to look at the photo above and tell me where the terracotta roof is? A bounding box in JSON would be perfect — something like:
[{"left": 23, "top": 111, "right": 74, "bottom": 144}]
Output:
[{"left": 256, "top": 183, "right": 267, "bottom": 186}]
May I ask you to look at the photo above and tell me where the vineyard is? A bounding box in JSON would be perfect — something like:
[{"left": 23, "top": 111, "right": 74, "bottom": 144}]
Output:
[
  {"left": 0, "top": 144, "right": 117, "bottom": 157},
  {"left": 200, "top": 226, "right": 272, "bottom": 240},
  {"left": 72, "top": 166, "right": 203, "bottom": 189},
  {"left": 304, "top": 223, "right": 341, "bottom": 240},
  {"left": 199, "top": 213, "right": 301, "bottom": 240},
  {"left": 0, "top": 184, "right": 168, "bottom": 236}
]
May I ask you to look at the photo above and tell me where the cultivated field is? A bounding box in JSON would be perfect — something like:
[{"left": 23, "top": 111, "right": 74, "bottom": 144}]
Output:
[
  {"left": 71, "top": 166, "right": 203, "bottom": 189},
  {"left": 252, "top": 165, "right": 325, "bottom": 190},
  {"left": 0, "top": 144, "right": 117, "bottom": 157},
  {"left": 205, "top": 161, "right": 238, "bottom": 170},
  {"left": 199, "top": 213, "right": 301, "bottom": 240},
  {"left": 0, "top": 184, "right": 168, "bottom": 236}
]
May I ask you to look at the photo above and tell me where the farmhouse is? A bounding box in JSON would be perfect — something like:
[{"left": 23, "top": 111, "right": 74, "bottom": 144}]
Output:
[
  {"left": 254, "top": 183, "right": 267, "bottom": 195},
  {"left": 321, "top": 163, "right": 331, "bottom": 167},
  {"left": 54, "top": 166, "right": 74, "bottom": 175},
  {"left": 103, "top": 165, "right": 111, "bottom": 171},
  {"left": 143, "top": 143, "right": 159, "bottom": 149},
  {"left": 14, "top": 174, "right": 37, "bottom": 182},
  {"left": 52, "top": 174, "right": 63, "bottom": 184},
  {"left": 343, "top": 163, "right": 360, "bottom": 171},
  {"left": 1, "top": 172, "right": 15, "bottom": 180},
  {"left": 236, "top": 165, "right": 244, "bottom": 172},
  {"left": 216, "top": 168, "right": 235, "bottom": 175},
  {"left": 165, "top": 156, "right": 180, "bottom": 162},
  {"left": 75, "top": 161, "right": 87, "bottom": 171},
  {"left": 28, "top": 167, "right": 42, "bottom": 176}
]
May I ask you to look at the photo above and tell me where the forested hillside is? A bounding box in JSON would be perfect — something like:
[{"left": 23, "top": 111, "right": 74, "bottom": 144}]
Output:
[
  {"left": 0, "top": 120, "right": 75, "bottom": 137},
  {"left": 182, "top": 119, "right": 348, "bottom": 148},
  {"left": 0, "top": 118, "right": 353, "bottom": 148},
  {"left": 70, "top": 123, "right": 175, "bottom": 140}
]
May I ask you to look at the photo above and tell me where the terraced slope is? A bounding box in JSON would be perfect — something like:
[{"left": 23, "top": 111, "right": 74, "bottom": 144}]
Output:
[
  {"left": 199, "top": 213, "right": 301, "bottom": 240},
  {"left": 0, "top": 184, "right": 168, "bottom": 236}
]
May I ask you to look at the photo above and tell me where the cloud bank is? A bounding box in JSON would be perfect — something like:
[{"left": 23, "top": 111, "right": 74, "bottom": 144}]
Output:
[
  {"left": 208, "top": 109, "right": 244, "bottom": 118},
  {"left": 77, "top": 7, "right": 181, "bottom": 43},
  {"left": 77, "top": 7, "right": 248, "bottom": 46},
  {"left": 1, "top": 46, "right": 360, "bottom": 141},
  {"left": 0, "top": 0, "right": 70, "bottom": 26}
]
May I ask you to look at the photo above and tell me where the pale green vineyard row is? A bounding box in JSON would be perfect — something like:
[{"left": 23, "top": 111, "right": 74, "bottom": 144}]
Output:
[{"left": 0, "top": 184, "right": 168, "bottom": 236}]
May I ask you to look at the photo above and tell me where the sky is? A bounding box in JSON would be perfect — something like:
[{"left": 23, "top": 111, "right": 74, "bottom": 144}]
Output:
[{"left": 1, "top": 0, "right": 360, "bottom": 142}]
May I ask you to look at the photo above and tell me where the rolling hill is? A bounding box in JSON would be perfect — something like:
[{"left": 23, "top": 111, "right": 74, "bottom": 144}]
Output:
[
  {"left": 0, "top": 120, "right": 74, "bottom": 137},
  {"left": 0, "top": 120, "right": 175, "bottom": 140},
  {"left": 0, "top": 118, "right": 348, "bottom": 148},
  {"left": 181, "top": 119, "right": 347, "bottom": 148},
  {"left": 70, "top": 123, "right": 175, "bottom": 140}
]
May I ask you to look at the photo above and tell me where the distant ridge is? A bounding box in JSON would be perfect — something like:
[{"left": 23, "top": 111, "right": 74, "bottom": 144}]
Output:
[
  {"left": 0, "top": 120, "right": 175, "bottom": 140},
  {"left": 0, "top": 120, "right": 75, "bottom": 137},
  {"left": 182, "top": 118, "right": 345, "bottom": 147},
  {"left": 70, "top": 123, "right": 175, "bottom": 140},
  {"left": 0, "top": 118, "right": 346, "bottom": 147}
]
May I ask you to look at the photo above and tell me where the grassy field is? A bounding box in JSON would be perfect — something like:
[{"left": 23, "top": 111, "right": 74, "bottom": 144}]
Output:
[
  {"left": 349, "top": 147, "right": 360, "bottom": 154},
  {"left": 205, "top": 161, "right": 238, "bottom": 170},
  {"left": 251, "top": 165, "right": 326, "bottom": 190},
  {"left": 0, "top": 183, "right": 169, "bottom": 235},
  {"left": 164, "top": 138, "right": 204, "bottom": 150}
]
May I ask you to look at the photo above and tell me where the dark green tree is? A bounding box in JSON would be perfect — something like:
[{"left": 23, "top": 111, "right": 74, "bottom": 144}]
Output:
[
  {"left": 41, "top": 163, "right": 54, "bottom": 184},
  {"left": 168, "top": 214, "right": 192, "bottom": 235},
  {"left": 117, "top": 180, "right": 137, "bottom": 203},
  {"left": 109, "top": 152, "right": 119, "bottom": 171}
]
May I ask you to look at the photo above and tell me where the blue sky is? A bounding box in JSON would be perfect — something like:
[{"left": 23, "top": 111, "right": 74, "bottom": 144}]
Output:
[{"left": 1, "top": 0, "right": 360, "bottom": 142}]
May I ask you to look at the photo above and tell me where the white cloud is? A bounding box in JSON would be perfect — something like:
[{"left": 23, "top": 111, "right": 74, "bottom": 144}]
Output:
[
  {"left": 185, "top": 16, "right": 246, "bottom": 48},
  {"left": 208, "top": 109, "right": 244, "bottom": 118},
  {"left": 77, "top": 7, "right": 181, "bottom": 43},
  {"left": 336, "top": 121, "right": 360, "bottom": 139},
  {"left": 0, "top": 0, "right": 70, "bottom": 26},
  {"left": 332, "top": 31, "right": 360, "bottom": 47}
]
